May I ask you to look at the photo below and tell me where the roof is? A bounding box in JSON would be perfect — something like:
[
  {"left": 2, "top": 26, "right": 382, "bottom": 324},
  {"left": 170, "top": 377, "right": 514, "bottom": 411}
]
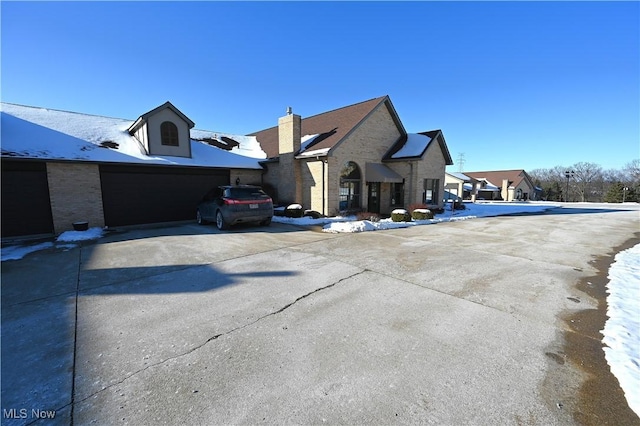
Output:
[
  {"left": 1, "top": 102, "right": 265, "bottom": 169},
  {"left": 128, "top": 101, "right": 195, "bottom": 134},
  {"left": 446, "top": 171, "right": 473, "bottom": 181},
  {"left": 249, "top": 96, "right": 402, "bottom": 159},
  {"left": 463, "top": 170, "right": 534, "bottom": 189},
  {"left": 383, "top": 130, "right": 454, "bottom": 164}
]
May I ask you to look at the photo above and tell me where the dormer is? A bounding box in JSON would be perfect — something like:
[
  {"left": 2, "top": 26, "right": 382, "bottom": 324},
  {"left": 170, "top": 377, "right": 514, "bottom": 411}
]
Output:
[{"left": 128, "top": 101, "right": 195, "bottom": 158}]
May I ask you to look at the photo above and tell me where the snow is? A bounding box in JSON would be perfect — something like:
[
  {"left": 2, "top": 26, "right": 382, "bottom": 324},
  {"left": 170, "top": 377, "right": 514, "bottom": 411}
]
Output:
[
  {"left": 1, "top": 103, "right": 265, "bottom": 169},
  {"left": 272, "top": 202, "right": 559, "bottom": 233},
  {"left": 56, "top": 227, "right": 104, "bottom": 242},
  {"left": 1, "top": 228, "right": 105, "bottom": 262},
  {"left": 602, "top": 243, "right": 640, "bottom": 416},
  {"left": 1, "top": 242, "right": 54, "bottom": 261},
  {"left": 391, "top": 133, "right": 432, "bottom": 159}
]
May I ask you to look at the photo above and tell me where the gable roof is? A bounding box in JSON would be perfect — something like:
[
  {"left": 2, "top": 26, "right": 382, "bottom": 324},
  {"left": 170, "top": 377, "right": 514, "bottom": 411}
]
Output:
[
  {"left": 249, "top": 96, "right": 404, "bottom": 159},
  {"left": 463, "top": 169, "right": 534, "bottom": 189},
  {"left": 128, "top": 101, "right": 195, "bottom": 134},
  {"left": 446, "top": 171, "right": 473, "bottom": 181},
  {"left": 1, "top": 102, "right": 265, "bottom": 169},
  {"left": 383, "top": 130, "right": 454, "bottom": 164}
]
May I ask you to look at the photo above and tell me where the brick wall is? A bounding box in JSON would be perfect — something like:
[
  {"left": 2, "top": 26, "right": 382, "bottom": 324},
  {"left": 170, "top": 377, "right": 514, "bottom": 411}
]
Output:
[
  {"left": 46, "top": 162, "right": 105, "bottom": 234},
  {"left": 230, "top": 169, "right": 263, "bottom": 187},
  {"left": 328, "top": 103, "right": 403, "bottom": 214}
]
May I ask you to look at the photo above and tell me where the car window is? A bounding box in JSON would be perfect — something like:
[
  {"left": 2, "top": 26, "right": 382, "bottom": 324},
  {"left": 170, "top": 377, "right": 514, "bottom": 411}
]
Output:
[{"left": 227, "top": 187, "right": 269, "bottom": 200}]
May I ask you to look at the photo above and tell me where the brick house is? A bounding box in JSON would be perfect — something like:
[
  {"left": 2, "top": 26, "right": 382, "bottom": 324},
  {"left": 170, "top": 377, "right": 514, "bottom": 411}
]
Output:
[
  {"left": 1, "top": 101, "right": 265, "bottom": 237},
  {"left": 251, "top": 96, "right": 453, "bottom": 216},
  {"left": 462, "top": 170, "right": 541, "bottom": 201}
]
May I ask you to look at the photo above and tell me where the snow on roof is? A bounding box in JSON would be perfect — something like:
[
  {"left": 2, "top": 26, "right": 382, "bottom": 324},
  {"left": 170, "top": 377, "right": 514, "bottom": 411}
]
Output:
[
  {"left": 1, "top": 103, "right": 266, "bottom": 169},
  {"left": 390, "top": 133, "right": 432, "bottom": 159},
  {"left": 447, "top": 171, "right": 472, "bottom": 181}
]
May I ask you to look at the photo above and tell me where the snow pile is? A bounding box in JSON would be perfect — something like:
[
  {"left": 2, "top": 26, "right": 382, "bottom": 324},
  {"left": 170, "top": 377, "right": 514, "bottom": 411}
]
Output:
[
  {"left": 56, "top": 227, "right": 104, "bottom": 242},
  {"left": 602, "top": 243, "right": 640, "bottom": 416},
  {"left": 1, "top": 242, "right": 54, "bottom": 261},
  {"left": 320, "top": 202, "right": 556, "bottom": 233}
]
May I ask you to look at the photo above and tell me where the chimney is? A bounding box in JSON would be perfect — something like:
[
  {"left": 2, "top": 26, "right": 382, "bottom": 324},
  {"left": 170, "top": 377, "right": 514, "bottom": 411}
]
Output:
[
  {"left": 501, "top": 179, "right": 509, "bottom": 201},
  {"left": 278, "top": 108, "right": 301, "bottom": 155},
  {"left": 277, "top": 108, "right": 302, "bottom": 205}
]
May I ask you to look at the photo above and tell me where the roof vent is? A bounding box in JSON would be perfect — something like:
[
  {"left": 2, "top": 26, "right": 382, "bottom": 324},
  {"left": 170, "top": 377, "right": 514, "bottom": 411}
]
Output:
[{"left": 286, "top": 106, "right": 292, "bottom": 115}]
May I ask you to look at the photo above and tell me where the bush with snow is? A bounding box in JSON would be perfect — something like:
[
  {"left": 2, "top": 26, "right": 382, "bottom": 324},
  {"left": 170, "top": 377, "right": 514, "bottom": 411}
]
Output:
[
  {"left": 284, "top": 204, "right": 304, "bottom": 218},
  {"left": 391, "top": 209, "right": 411, "bottom": 222},
  {"left": 412, "top": 208, "right": 434, "bottom": 220}
]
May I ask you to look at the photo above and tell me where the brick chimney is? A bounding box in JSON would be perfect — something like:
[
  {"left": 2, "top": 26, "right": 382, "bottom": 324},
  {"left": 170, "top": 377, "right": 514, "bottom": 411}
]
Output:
[{"left": 277, "top": 108, "right": 302, "bottom": 205}]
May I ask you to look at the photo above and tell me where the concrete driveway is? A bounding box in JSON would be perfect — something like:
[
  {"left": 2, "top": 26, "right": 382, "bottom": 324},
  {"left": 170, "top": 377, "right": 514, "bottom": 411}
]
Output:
[{"left": 2, "top": 205, "right": 639, "bottom": 425}]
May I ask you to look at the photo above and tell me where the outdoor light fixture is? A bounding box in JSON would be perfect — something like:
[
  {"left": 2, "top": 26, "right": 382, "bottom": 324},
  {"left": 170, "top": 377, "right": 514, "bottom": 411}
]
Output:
[
  {"left": 564, "top": 170, "right": 575, "bottom": 202},
  {"left": 623, "top": 186, "right": 629, "bottom": 203},
  {"left": 236, "top": 177, "right": 240, "bottom": 185}
]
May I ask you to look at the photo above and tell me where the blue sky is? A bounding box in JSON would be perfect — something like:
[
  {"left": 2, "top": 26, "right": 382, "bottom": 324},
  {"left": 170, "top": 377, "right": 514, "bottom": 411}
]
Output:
[{"left": 2, "top": 1, "right": 638, "bottom": 172}]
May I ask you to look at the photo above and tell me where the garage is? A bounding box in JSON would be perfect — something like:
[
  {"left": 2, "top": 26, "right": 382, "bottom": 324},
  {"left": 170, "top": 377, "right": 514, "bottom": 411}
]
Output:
[
  {"left": 1, "top": 160, "right": 54, "bottom": 237},
  {"left": 100, "top": 164, "right": 229, "bottom": 227}
]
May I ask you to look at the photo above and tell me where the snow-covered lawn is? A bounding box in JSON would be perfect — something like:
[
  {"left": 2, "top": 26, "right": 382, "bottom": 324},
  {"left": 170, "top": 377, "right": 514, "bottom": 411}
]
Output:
[{"left": 273, "top": 201, "right": 558, "bottom": 233}]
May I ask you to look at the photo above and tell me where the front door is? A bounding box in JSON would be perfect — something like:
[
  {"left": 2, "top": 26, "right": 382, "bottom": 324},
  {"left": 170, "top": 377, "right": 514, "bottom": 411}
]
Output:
[{"left": 368, "top": 182, "right": 380, "bottom": 214}]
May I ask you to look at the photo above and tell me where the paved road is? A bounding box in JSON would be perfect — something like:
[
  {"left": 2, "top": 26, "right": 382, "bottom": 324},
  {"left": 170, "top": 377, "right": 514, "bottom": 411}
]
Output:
[{"left": 2, "top": 204, "right": 639, "bottom": 425}]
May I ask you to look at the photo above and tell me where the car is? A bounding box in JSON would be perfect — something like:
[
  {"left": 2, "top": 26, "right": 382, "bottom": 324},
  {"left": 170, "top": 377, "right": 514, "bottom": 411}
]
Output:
[{"left": 197, "top": 185, "right": 273, "bottom": 230}]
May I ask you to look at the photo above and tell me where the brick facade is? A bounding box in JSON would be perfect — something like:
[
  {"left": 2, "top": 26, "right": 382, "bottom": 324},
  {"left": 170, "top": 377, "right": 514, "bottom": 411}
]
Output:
[
  {"left": 46, "top": 162, "right": 105, "bottom": 233},
  {"left": 267, "top": 100, "right": 450, "bottom": 216}
]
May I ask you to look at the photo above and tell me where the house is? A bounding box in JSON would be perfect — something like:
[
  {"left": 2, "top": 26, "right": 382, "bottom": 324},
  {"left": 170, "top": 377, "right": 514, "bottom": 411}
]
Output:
[
  {"left": 250, "top": 96, "right": 453, "bottom": 216},
  {"left": 1, "top": 101, "right": 266, "bottom": 237},
  {"left": 462, "top": 170, "right": 541, "bottom": 201},
  {"left": 444, "top": 172, "right": 479, "bottom": 200}
]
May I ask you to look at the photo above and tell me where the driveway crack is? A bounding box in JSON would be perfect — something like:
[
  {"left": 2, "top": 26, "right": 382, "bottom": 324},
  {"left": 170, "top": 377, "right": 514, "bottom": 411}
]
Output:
[{"left": 71, "top": 269, "right": 366, "bottom": 408}]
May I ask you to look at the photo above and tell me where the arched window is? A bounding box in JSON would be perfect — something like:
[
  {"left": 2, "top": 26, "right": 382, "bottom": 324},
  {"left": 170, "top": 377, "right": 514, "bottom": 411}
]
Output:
[
  {"left": 339, "top": 161, "right": 361, "bottom": 210},
  {"left": 160, "top": 121, "right": 179, "bottom": 146}
]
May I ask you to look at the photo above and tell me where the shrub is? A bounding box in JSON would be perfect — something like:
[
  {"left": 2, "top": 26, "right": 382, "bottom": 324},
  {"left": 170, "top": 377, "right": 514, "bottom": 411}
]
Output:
[
  {"left": 284, "top": 204, "right": 304, "bottom": 218},
  {"left": 304, "top": 210, "right": 324, "bottom": 219},
  {"left": 391, "top": 209, "right": 411, "bottom": 222},
  {"left": 408, "top": 203, "right": 428, "bottom": 214},
  {"left": 356, "top": 212, "right": 380, "bottom": 222},
  {"left": 412, "top": 208, "right": 434, "bottom": 220}
]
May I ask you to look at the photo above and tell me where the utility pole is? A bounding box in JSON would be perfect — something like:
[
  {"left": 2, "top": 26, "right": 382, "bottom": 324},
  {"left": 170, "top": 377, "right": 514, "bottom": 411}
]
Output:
[{"left": 456, "top": 153, "right": 466, "bottom": 172}]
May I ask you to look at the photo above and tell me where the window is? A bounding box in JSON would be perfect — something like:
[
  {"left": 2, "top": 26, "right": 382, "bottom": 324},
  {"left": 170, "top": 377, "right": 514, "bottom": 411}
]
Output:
[
  {"left": 390, "top": 183, "right": 404, "bottom": 207},
  {"left": 160, "top": 121, "right": 179, "bottom": 146},
  {"left": 424, "top": 179, "right": 440, "bottom": 204},
  {"left": 339, "top": 161, "right": 361, "bottom": 210}
]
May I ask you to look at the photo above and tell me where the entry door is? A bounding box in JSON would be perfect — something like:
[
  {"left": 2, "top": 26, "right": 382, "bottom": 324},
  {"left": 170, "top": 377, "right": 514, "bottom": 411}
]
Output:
[{"left": 368, "top": 182, "right": 380, "bottom": 214}]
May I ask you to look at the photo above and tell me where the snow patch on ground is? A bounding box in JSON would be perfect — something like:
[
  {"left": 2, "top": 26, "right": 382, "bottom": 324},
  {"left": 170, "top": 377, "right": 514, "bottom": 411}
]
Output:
[
  {"left": 1, "top": 242, "right": 55, "bottom": 262},
  {"left": 56, "top": 227, "right": 104, "bottom": 242},
  {"left": 602, "top": 243, "right": 640, "bottom": 416},
  {"left": 1, "top": 227, "right": 105, "bottom": 262}
]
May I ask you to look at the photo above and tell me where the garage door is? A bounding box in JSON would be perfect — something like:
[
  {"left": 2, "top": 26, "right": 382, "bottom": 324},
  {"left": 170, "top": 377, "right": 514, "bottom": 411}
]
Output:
[
  {"left": 100, "top": 165, "right": 229, "bottom": 227},
  {"left": 1, "top": 160, "right": 54, "bottom": 237}
]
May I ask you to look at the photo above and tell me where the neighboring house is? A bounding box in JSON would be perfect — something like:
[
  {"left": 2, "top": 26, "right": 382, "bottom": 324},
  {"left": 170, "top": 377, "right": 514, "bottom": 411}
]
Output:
[
  {"left": 1, "top": 101, "right": 266, "bottom": 237},
  {"left": 462, "top": 170, "right": 541, "bottom": 201},
  {"left": 250, "top": 96, "right": 453, "bottom": 216},
  {"left": 444, "top": 172, "right": 479, "bottom": 200}
]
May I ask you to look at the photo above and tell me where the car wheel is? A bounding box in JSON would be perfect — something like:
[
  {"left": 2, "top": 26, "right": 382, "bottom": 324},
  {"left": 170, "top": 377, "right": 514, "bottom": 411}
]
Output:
[
  {"left": 260, "top": 217, "right": 272, "bottom": 226},
  {"left": 216, "top": 210, "right": 229, "bottom": 230},
  {"left": 196, "top": 209, "right": 207, "bottom": 225}
]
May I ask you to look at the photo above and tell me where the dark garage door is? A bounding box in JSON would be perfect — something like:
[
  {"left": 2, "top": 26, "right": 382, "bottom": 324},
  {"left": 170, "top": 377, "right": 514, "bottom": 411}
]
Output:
[
  {"left": 1, "top": 160, "right": 54, "bottom": 237},
  {"left": 100, "top": 165, "right": 229, "bottom": 227}
]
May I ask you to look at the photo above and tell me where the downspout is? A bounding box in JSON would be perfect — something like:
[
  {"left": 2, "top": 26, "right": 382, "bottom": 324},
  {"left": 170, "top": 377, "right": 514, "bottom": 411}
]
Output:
[
  {"left": 322, "top": 158, "right": 326, "bottom": 215},
  {"left": 408, "top": 161, "right": 414, "bottom": 206}
]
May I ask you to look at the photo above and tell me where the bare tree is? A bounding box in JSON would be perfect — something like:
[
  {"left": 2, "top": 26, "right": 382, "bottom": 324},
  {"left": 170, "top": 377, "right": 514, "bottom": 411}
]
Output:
[{"left": 571, "top": 162, "right": 603, "bottom": 202}]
